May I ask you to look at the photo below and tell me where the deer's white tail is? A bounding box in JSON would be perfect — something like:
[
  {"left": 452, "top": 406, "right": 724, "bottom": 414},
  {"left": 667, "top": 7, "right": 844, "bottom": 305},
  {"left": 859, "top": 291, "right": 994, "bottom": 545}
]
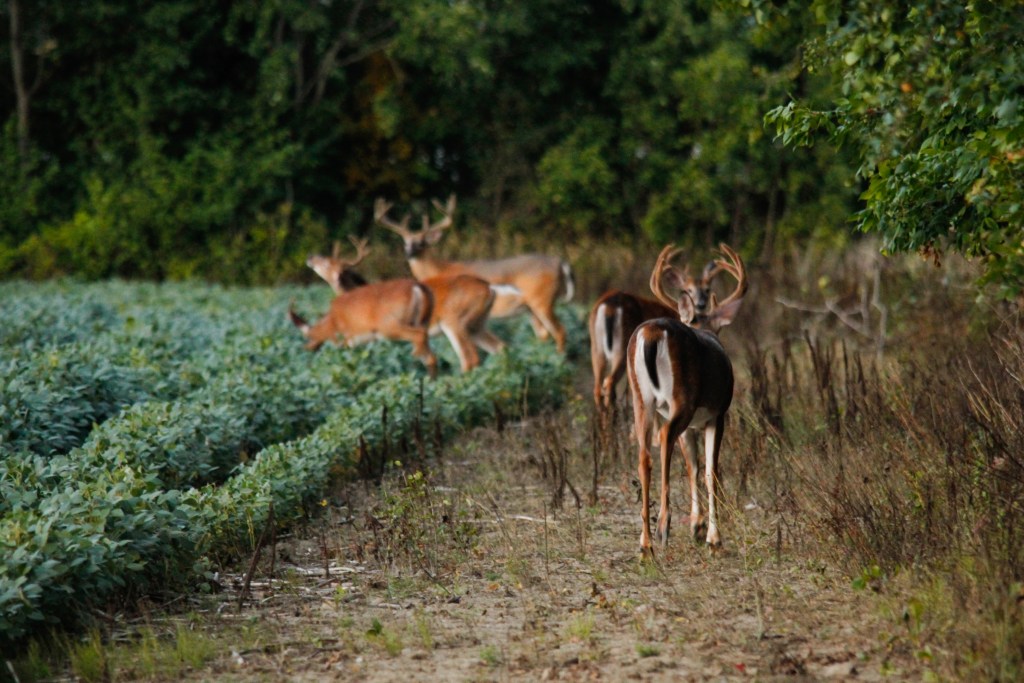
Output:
[
  {"left": 408, "top": 282, "right": 432, "bottom": 327},
  {"left": 489, "top": 284, "right": 522, "bottom": 298},
  {"left": 561, "top": 261, "right": 575, "bottom": 302},
  {"left": 596, "top": 303, "right": 624, "bottom": 360}
]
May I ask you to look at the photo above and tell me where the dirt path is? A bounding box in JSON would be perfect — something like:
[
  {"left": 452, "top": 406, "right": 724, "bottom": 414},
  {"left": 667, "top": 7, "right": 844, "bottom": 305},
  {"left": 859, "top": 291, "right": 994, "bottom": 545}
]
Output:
[{"left": 96, "top": 391, "right": 921, "bottom": 683}]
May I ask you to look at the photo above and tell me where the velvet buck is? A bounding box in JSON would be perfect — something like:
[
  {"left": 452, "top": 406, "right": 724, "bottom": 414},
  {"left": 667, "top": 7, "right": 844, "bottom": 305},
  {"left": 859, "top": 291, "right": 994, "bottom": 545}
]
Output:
[
  {"left": 288, "top": 272, "right": 437, "bottom": 378},
  {"left": 305, "top": 236, "right": 504, "bottom": 373},
  {"left": 375, "top": 195, "right": 575, "bottom": 352},
  {"left": 626, "top": 243, "right": 747, "bottom": 555},
  {"left": 590, "top": 258, "right": 724, "bottom": 410}
]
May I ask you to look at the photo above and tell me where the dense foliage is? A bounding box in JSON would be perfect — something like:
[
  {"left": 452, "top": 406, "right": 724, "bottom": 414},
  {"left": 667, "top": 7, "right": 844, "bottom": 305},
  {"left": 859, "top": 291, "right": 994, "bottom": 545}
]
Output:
[
  {"left": 762, "top": 0, "right": 1024, "bottom": 296},
  {"left": 0, "top": 0, "right": 859, "bottom": 282},
  {"left": 0, "top": 280, "right": 577, "bottom": 647}
]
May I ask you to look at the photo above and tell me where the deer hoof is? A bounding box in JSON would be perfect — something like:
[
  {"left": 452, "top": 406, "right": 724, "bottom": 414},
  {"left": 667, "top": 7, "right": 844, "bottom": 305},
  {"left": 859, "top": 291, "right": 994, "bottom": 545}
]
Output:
[
  {"left": 689, "top": 517, "right": 707, "bottom": 541},
  {"left": 655, "top": 520, "right": 671, "bottom": 546}
]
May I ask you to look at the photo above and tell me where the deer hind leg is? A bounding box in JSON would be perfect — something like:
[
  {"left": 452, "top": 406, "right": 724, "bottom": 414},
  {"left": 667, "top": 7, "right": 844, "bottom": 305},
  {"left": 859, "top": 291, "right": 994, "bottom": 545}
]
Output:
[
  {"left": 603, "top": 350, "right": 630, "bottom": 409},
  {"left": 592, "top": 358, "right": 607, "bottom": 409},
  {"left": 680, "top": 427, "right": 704, "bottom": 540},
  {"left": 656, "top": 413, "right": 691, "bottom": 547},
  {"left": 462, "top": 298, "right": 504, "bottom": 359},
  {"left": 600, "top": 376, "right": 616, "bottom": 409},
  {"left": 439, "top": 322, "right": 478, "bottom": 372},
  {"left": 633, "top": 397, "right": 656, "bottom": 557},
  {"left": 591, "top": 305, "right": 618, "bottom": 408},
  {"left": 529, "top": 296, "right": 567, "bottom": 353},
  {"left": 446, "top": 307, "right": 482, "bottom": 371},
  {"left": 704, "top": 413, "right": 726, "bottom": 547},
  {"left": 393, "top": 325, "right": 437, "bottom": 378},
  {"left": 528, "top": 288, "right": 569, "bottom": 352},
  {"left": 472, "top": 328, "right": 505, "bottom": 356},
  {"left": 528, "top": 314, "right": 551, "bottom": 341}
]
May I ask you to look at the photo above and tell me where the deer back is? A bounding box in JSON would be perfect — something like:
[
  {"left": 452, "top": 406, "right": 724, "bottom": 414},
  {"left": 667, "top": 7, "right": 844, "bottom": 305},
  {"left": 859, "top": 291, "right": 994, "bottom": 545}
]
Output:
[
  {"left": 628, "top": 318, "right": 735, "bottom": 418},
  {"left": 412, "top": 253, "right": 560, "bottom": 288}
]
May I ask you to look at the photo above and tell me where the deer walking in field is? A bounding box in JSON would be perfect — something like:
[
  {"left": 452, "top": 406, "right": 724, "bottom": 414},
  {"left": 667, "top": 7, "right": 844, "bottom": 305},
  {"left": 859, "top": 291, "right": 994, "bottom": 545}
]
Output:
[
  {"left": 375, "top": 195, "right": 575, "bottom": 352},
  {"left": 626, "top": 244, "right": 747, "bottom": 555},
  {"left": 288, "top": 270, "right": 437, "bottom": 377},
  {"left": 305, "top": 236, "right": 505, "bottom": 373},
  {"left": 590, "top": 259, "right": 723, "bottom": 410}
]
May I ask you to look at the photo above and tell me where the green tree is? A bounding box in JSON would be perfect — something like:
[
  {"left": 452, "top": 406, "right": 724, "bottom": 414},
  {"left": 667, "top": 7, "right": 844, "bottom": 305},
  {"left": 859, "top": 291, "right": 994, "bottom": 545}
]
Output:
[
  {"left": 535, "top": 0, "right": 859, "bottom": 252},
  {"left": 0, "top": 0, "right": 861, "bottom": 281},
  {"left": 763, "top": 0, "right": 1024, "bottom": 296}
]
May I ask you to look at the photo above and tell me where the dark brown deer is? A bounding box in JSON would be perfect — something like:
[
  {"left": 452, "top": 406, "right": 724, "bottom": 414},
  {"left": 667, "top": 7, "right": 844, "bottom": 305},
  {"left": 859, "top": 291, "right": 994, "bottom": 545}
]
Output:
[
  {"left": 590, "top": 259, "right": 723, "bottom": 410},
  {"left": 626, "top": 244, "right": 747, "bottom": 555}
]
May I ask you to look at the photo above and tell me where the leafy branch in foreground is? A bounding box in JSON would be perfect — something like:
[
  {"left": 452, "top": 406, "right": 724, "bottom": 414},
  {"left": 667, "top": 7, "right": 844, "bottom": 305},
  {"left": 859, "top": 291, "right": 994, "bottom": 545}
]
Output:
[{"left": 760, "top": 0, "right": 1024, "bottom": 297}]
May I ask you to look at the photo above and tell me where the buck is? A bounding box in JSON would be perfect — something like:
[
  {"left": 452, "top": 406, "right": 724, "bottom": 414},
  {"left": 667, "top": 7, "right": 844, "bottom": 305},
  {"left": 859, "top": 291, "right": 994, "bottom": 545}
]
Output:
[
  {"left": 626, "top": 243, "right": 747, "bottom": 554},
  {"left": 306, "top": 236, "right": 371, "bottom": 291},
  {"left": 590, "top": 258, "right": 723, "bottom": 409},
  {"left": 288, "top": 274, "right": 437, "bottom": 378},
  {"left": 375, "top": 195, "right": 575, "bottom": 352},
  {"left": 305, "top": 236, "right": 505, "bottom": 373}
]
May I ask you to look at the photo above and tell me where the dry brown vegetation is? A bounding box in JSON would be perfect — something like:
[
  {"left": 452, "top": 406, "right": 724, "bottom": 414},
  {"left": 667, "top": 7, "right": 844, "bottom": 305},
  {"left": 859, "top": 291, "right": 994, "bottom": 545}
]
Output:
[{"left": 7, "top": 240, "right": 1024, "bottom": 682}]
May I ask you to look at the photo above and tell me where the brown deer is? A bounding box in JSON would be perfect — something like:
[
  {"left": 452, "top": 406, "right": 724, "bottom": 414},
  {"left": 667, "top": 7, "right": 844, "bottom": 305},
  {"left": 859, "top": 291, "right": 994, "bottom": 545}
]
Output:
[
  {"left": 288, "top": 276, "right": 437, "bottom": 378},
  {"left": 626, "top": 244, "right": 747, "bottom": 555},
  {"left": 305, "top": 236, "right": 504, "bottom": 373},
  {"left": 590, "top": 259, "right": 723, "bottom": 409},
  {"left": 375, "top": 195, "right": 575, "bottom": 352}
]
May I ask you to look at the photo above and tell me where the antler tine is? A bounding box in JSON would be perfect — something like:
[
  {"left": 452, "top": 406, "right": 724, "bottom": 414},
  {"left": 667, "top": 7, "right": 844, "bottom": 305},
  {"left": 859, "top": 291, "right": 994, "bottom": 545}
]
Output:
[
  {"left": 345, "top": 235, "right": 370, "bottom": 267},
  {"left": 331, "top": 240, "right": 342, "bottom": 260},
  {"left": 712, "top": 243, "right": 748, "bottom": 308},
  {"left": 649, "top": 244, "right": 686, "bottom": 309},
  {"left": 374, "top": 197, "right": 412, "bottom": 237},
  {"left": 430, "top": 194, "right": 457, "bottom": 218},
  {"left": 426, "top": 193, "right": 457, "bottom": 232}
]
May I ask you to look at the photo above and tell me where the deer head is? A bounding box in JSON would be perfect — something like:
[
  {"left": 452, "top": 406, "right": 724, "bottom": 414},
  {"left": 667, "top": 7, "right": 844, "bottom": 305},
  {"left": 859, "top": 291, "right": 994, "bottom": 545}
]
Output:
[
  {"left": 650, "top": 243, "right": 747, "bottom": 333},
  {"left": 306, "top": 235, "right": 370, "bottom": 294},
  {"left": 375, "top": 195, "right": 456, "bottom": 259}
]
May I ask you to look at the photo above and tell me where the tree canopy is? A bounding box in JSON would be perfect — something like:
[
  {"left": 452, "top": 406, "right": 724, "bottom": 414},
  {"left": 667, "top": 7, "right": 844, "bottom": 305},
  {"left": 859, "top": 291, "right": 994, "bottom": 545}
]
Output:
[
  {"left": 764, "top": 0, "right": 1024, "bottom": 297},
  {"left": 6, "top": 0, "right": 1016, "bottom": 291}
]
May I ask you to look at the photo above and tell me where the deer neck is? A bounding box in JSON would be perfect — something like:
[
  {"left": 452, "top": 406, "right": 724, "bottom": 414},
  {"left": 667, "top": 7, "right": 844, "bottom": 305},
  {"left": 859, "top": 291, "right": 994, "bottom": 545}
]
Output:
[{"left": 407, "top": 254, "right": 451, "bottom": 280}]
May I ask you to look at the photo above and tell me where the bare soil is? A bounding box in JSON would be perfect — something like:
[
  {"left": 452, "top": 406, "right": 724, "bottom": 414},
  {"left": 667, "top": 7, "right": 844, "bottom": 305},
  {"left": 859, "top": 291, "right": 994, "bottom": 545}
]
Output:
[{"left": 92, "top": 388, "right": 928, "bottom": 682}]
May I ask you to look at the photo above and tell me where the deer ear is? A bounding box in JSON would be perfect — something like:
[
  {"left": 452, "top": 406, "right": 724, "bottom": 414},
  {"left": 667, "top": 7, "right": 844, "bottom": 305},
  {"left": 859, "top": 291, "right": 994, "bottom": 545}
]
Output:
[
  {"left": 709, "top": 297, "right": 743, "bottom": 331},
  {"left": 677, "top": 292, "right": 697, "bottom": 325}
]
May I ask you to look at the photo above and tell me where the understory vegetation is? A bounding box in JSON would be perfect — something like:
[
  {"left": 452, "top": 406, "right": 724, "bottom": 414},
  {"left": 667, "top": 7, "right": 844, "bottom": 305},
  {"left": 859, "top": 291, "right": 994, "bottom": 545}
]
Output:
[{"left": 736, "top": 252, "right": 1024, "bottom": 681}]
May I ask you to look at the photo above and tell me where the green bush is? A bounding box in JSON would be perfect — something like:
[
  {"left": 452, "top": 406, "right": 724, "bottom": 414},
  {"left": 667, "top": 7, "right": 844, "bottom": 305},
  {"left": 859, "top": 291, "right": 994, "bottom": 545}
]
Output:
[{"left": 0, "top": 281, "right": 581, "bottom": 647}]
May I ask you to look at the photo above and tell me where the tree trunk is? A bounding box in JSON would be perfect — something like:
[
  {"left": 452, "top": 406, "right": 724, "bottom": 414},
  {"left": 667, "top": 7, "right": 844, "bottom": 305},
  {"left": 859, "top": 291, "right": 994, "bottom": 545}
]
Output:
[
  {"left": 761, "top": 180, "right": 779, "bottom": 263},
  {"left": 9, "top": 0, "right": 31, "bottom": 162}
]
